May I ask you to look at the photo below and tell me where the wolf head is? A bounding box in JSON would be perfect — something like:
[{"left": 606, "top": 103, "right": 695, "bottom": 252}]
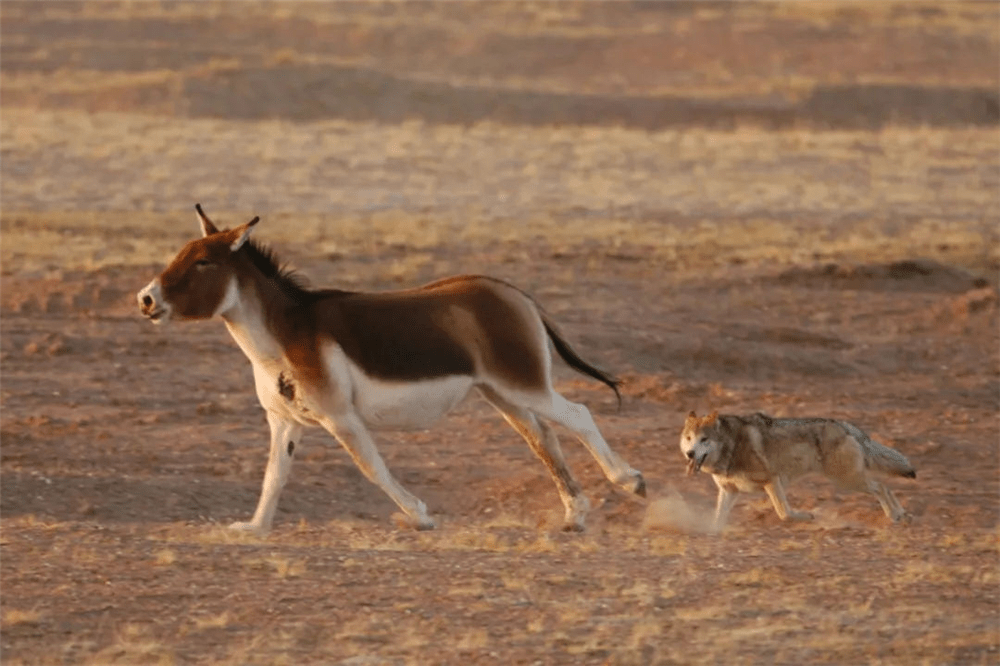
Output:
[{"left": 680, "top": 410, "right": 721, "bottom": 475}]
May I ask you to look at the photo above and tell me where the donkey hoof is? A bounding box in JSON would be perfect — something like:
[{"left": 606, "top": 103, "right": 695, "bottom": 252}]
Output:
[
  {"left": 632, "top": 473, "right": 647, "bottom": 498},
  {"left": 392, "top": 512, "right": 436, "bottom": 531}
]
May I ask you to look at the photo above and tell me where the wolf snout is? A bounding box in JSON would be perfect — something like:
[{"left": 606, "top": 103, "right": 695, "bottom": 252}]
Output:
[{"left": 685, "top": 451, "right": 706, "bottom": 475}]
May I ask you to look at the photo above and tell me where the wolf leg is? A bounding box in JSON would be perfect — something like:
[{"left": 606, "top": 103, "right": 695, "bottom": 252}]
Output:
[
  {"left": 481, "top": 388, "right": 589, "bottom": 531},
  {"left": 231, "top": 410, "right": 303, "bottom": 534},
  {"left": 832, "top": 449, "right": 913, "bottom": 524},
  {"left": 764, "top": 478, "right": 813, "bottom": 521},
  {"left": 865, "top": 477, "right": 912, "bottom": 523},
  {"left": 713, "top": 483, "right": 738, "bottom": 530}
]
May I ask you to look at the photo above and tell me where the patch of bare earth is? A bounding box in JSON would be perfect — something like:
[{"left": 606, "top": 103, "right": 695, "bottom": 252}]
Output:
[{"left": 2, "top": 2, "right": 999, "bottom": 665}]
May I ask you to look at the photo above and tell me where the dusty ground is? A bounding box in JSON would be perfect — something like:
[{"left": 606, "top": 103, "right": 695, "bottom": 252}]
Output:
[{"left": 2, "top": 3, "right": 999, "bottom": 665}]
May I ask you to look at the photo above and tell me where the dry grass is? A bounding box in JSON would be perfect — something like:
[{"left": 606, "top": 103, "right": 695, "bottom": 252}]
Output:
[
  {"left": 88, "top": 624, "right": 176, "bottom": 666},
  {"left": 191, "top": 612, "right": 231, "bottom": 631},
  {"left": 1, "top": 4, "right": 996, "bottom": 665},
  {"left": 2, "top": 608, "right": 44, "bottom": 626},
  {"left": 3, "top": 510, "right": 997, "bottom": 664},
  {"left": 3, "top": 1, "right": 995, "bottom": 101},
  {"left": 153, "top": 548, "right": 178, "bottom": 566},
  {"left": 2, "top": 110, "right": 996, "bottom": 278}
]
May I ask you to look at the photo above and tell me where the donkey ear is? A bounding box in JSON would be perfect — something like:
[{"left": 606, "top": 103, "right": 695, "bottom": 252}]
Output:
[
  {"left": 195, "top": 203, "right": 219, "bottom": 237},
  {"left": 230, "top": 216, "right": 260, "bottom": 252}
]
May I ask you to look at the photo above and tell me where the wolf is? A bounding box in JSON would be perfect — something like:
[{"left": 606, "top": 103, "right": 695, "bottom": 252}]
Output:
[{"left": 680, "top": 411, "right": 915, "bottom": 528}]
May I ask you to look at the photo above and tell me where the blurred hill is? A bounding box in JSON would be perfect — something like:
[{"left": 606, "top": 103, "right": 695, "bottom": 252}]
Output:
[{"left": 2, "top": 1, "right": 997, "bottom": 129}]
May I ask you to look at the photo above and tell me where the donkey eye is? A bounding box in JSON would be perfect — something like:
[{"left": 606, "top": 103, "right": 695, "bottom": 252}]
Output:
[{"left": 194, "top": 259, "right": 212, "bottom": 268}]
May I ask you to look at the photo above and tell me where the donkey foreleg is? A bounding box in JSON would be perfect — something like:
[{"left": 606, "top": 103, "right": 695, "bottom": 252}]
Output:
[
  {"left": 231, "top": 412, "right": 302, "bottom": 535},
  {"left": 321, "top": 412, "right": 436, "bottom": 530}
]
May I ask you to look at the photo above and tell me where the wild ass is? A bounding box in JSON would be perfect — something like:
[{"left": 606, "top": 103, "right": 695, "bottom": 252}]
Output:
[{"left": 137, "top": 205, "right": 645, "bottom": 533}]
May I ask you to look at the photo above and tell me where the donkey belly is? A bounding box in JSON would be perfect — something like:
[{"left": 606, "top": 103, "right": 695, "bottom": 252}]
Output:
[{"left": 349, "top": 369, "right": 475, "bottom": 431}]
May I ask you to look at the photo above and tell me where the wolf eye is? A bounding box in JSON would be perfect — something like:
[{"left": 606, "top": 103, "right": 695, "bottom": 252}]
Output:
[{"left": 699, "top": 436, "right": 708, "bottom": 444}]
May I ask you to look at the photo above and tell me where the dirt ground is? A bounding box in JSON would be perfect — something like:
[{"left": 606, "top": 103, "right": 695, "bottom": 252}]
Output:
[{"left": 1, "top": 3, "right": 999, "bottom": 665}]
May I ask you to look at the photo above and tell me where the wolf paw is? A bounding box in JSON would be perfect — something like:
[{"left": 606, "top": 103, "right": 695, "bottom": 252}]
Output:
[{"left": 786, "top": 510, "right": 814, "bottom": 522}]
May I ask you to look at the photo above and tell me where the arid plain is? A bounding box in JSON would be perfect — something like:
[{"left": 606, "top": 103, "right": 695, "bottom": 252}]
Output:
[{"left": 2, "top": 3, "right": 998, "bottom": 664}]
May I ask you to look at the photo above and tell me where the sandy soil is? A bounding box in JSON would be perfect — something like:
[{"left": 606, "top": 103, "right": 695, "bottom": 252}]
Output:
[{"left": 2, "top": 3, "right": 998, "bottom": 665}]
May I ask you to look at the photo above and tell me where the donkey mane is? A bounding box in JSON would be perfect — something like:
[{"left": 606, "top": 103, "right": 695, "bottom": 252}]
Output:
[{"left": 241, "top": 238, "right": 318, "bottom": 303}]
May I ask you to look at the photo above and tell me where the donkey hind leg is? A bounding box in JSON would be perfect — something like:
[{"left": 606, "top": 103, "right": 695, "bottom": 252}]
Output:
[
  {"left": 319, "top": 412, "right": 435, "bottom": 530},
  {"left": 527, "top": 391, "right": 645, "bottom": 497},
  {"left": 480, "top": 389, "right": 590, "bottom": 532},
  {"left": 231, "top": 411, "right": 303, "bottom": 535}
]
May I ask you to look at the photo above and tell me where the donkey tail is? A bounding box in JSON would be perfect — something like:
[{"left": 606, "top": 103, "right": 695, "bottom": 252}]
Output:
[{"left": 541, "top": 314, "right": 622, "bottom": 409}]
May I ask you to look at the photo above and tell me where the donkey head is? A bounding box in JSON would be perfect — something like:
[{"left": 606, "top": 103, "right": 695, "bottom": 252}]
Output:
[{"left": 137, "top": 204, "right": 258, "bottom": 324}]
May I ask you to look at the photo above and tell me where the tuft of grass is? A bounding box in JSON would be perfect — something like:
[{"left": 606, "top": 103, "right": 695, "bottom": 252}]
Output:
[
  {"left": 191, "top": 612, "right": 231, "bottom": 631},
  {"left": 242, "top": 555, "right": 306, "bottom": 579},
  {"left": 723, "top": 566, "right": 787, "bottom": 588},
  {"left": 674, "top": 603, "right": 728, "bottom": 622},
  {"left": 152, "top": 549, "right": 177, "bottom": 566},
  {"left": 2, "top": 608, "right": 44, "bottom": 626},
  {"left": 88, "top": 623, "right": 175, "bottom": 666},
  {"left": 163, "top": 524, "right": 267, "bottom": 546},
  {"left": 456, "top": 627, "right": 490, "bottom": 651},
  {"left": 895, "top": 561, "right": 976, "bottom": 585}
]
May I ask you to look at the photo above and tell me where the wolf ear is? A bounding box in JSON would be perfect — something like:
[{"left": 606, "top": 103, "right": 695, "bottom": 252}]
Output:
[
  {"left": 195, "top": 203, "right": 219, "bottom": 237},
  {"left": 685, "top": 410, "right": 698, "bottom": 423},
  {"left": 704, "top": 410, "right": 719, "bottom": 425},
  {"left": 229, "top": 216, "right": 259, "bottom": 252}
]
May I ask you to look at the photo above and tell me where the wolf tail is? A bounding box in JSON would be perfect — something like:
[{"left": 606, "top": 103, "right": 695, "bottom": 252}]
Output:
[
  {"left": 847, "top": 423, "right": 916, "bottom": 478},
  {"left": 541, "top": 314, "right": 622, "bottom": 409}
]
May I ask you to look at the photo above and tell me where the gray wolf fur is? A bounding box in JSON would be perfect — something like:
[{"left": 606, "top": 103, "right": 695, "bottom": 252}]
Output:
[{"left": 680, "top": 411, "right": 915, "bottom": 528}]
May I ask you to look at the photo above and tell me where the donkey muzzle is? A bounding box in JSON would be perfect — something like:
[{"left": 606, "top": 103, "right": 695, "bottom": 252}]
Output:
[{"left": 137, "top": 280, "right": 169, "bottom": 323}]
